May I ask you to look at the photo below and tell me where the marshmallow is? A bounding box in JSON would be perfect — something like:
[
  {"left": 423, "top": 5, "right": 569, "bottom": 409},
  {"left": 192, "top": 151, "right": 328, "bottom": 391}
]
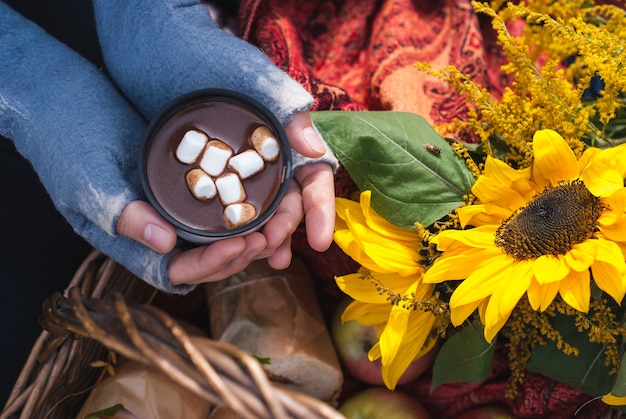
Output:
[
  {"left": 175, "top": 129, "right": 208, "bottom": 164},
  {"left": 224, "top": 203, "right": 257, "bottom": 228},
  {"left": 199, "top": 140, "right": 234, "bottom": 176},
  {"left": 185, "top": 168, "right": 216, "bottom": 200},
  {"left": 251, "top": 125, "right": 281, "bottom": 162},
  {"left": 228, "top": 149, "right": 265, "bottom": 179},
  {"left": 216, "top": 172, "right": 246, "bottom": 205}
]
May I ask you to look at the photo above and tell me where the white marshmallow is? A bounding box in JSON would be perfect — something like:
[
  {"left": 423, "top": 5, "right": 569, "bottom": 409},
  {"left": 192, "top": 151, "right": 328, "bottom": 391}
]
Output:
[
  {"left": 175, "top": 130, "right": 208, "bottom": 164},
  {"left": 251, "top": 125, "right": 281, "bottom": 162},
  {"left": 216, "top": 172, "right": 246, "bottom": 205},
  {"left": 228, "top": 149, "right": 265, "bottom": 179},
  {"left": 199, "top": 140, "right": 234, "bottom": 176},
  {"left": 185, "top": 168, "right": 216, "bottom": 200},
  {"left": 224, "top": 203, "right": 257, "bottom": 228}
]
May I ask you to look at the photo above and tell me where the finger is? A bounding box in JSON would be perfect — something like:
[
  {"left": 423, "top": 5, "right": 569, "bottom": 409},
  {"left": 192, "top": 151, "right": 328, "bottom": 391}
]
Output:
[
  {"left": 168, "top": 233, "right": 267, "bottom": 285},
  {"left": 296, "top": 163, "right": 336, "bottom": 252},
  {"left": 116, "top": 200, "right": 177, "bottom": 253},
  {"left": 284, "top": 112, "right": 326, "bottom": 158},
  {"left": 267, "top": 236, "right": 293, "bottom": 270},
  {"left": 262, "top": 179, "right": 303, "bottom": 251}
]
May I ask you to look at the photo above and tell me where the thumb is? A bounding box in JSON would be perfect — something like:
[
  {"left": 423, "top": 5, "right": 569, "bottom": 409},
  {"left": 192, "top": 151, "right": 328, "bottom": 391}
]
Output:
[
  {"left": 116, "top": 200, "right": 177, "bottom": 253},
  {"left": 284, "top": 112, "right": 326, "bottom": 158}
]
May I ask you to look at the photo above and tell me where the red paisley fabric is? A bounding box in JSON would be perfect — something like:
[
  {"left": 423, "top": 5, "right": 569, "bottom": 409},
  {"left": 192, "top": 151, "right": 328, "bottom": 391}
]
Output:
[{"left": 237, "top": 1, "right": 616, "bottom": 417}]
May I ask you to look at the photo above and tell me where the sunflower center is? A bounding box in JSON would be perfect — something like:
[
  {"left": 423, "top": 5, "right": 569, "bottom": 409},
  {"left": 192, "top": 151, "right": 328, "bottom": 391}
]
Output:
[{"left": 495, "top": 180, "right": 602, "bottom": 260}]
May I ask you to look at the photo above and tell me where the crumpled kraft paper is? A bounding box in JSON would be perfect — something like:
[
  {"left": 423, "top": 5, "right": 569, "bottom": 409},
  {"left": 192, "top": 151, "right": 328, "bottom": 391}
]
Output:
[
  {"left": 77, "top": 359, "right": 213, "bottom": 419},
  {"left": 205, "top": 259, "right": 343, "bottom": 403}
]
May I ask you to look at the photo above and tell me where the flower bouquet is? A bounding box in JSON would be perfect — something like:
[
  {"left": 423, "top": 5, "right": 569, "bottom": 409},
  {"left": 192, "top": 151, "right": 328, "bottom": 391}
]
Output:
[{"left": 311, "top": 0, "right": 626, "bottom": 413}]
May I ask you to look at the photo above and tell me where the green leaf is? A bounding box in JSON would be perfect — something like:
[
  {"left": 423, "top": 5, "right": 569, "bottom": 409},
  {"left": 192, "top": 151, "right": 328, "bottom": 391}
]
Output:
[
  {"left": 431, "top": 322, "right": 496, "bottom": 391},
  {"left": 312, "top": 111, "right": 475, "bottom": 228},
  {"left": 609, "top": 352, "right": 626, "bottom": 397},
  {"left": 526, "top": 312, "right": 614, "bottom": 397},
  {"left": 255, "top": 355, "right": 271, "bottom": 365}
]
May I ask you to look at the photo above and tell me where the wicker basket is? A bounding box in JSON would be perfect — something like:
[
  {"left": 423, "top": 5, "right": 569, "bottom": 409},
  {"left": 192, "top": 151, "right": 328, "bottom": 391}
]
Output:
[{"left": 0, "top": 249, "right": 343, "bottom": 419}]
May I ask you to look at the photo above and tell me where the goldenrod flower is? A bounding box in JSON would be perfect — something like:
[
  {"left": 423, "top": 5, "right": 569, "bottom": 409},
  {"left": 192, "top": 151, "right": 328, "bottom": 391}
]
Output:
[
  {"left": 334, "top": 191, "right": 437, "bottom": 389},
  {"left": 423, "top": 129, "right": 626, "bottom": 343}
]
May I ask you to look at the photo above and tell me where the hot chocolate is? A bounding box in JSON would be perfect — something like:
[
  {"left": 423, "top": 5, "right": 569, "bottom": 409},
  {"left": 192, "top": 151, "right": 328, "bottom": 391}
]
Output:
[{"left": 140, "top": 90, "right": 291, "bottom": 243}]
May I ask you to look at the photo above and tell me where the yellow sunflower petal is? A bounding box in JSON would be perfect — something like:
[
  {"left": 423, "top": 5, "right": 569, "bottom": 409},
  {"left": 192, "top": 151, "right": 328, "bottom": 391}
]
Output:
[
  {"left": 457, "top": 203, "right": 512, "bottom": 228},
  {"left": 592, "top": 260, "right": 626, "bottom": 304},
  {"left": 424, "top": 247, "right": 503, "bottom": 284},
  {"left": 599, "top": 188, "right": 626, "bottom": 227},
  {"left": 533, "top": 255, "right": 570, "bottom": 284},
  {"left": 379, "top": 308, "right": 437, "bottom": 389},
  {"left": 527, "top": 279, "right": 560, "bottom": 311},
  {"left": 378, "top": 305, "right": 409, "bottom": 367},
  {"left": 433, "top": 225, "right": 499, "bottom": 251},
  {"left": 343, "top": 211, "right": 422, "bottom": 275},
  {"left": 368, "top": 341, "right": 381, "bottom": 362},
  {"left": 532, "top": 129, "right": 579, "bottom": 186},
  {"left": 565, "top": 241, "right": 598, "bottom": 272},
  {"left": 335, "top": 214, "right": 348, "bottom": 232},
  {"left": 335, "top": 197, "right": 361, "bottom": 222},
  {"left": 559, "top": 270, "right": 591, "bottom": 313},
  {"left": 360, "top": 191, "right": 422, "bottom": 242},
  {"left": 334, "top": 229, "right": 381, "bottom": 272},
  {"left": 589, "top": 238, "right": 626, "bottom": 303},
  {"left": 578, "top": 146, "right": 600, "bottom": 172},
  {"left": 484, "top": 311, "right": 509, "bottom": 344},
  {"left": 450, "top": 300, "right": 483, "bottom": 327},
  {"left": 599, "top": 219, "right": 626, "bottom": 243},
  {"left": 483, "top": 154, "right": 533, "bottom": 192},
  {"left": 450, "top": 256, "right": 516, "bottom": 307},
  {"left": 477, "top": 299, "right": 488, "bottom": 326},
  {"left": 602, "top": 393, "right": 626, "bottom": 406},
  {"left": 481, "top": 155, "right": 535, "bottom": 204},
  {"left": 377, "top": 279, "right": 421, "bottom": 364},
  {"left": 594, "top": 143, "right": 626, "bottom": 178},
  {"left": 582, "top": 160, "right": 624, "bottom": 198},
  {"left": 493, "top": 262, "right": 532, "bottom": 316},
  {"left": 472, "top": 175, "right": 529, "bottom": 212},
  {"left": 336, "top": 196, "right": 423, "bottom": 274},
  {"left": 483, "top": 263, "right": 532, "bottom": 342},
  {"left": 356, "top": 238, "right": 422, "bottom": 275},
  {"left": 336, "top": 272, "right": 413, "bottom": 304},
  {"left": 342, "top": 300, "right": 391, "bottom": 326},
  {"left": 594, "top": 238, "right": 626, "bottom": 274}
]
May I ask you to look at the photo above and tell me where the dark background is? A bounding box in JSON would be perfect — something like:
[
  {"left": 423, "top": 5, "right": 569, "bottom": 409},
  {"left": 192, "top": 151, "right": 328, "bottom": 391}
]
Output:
[{"left": 1, "top": 0, "right": 101, "bottom": 405}]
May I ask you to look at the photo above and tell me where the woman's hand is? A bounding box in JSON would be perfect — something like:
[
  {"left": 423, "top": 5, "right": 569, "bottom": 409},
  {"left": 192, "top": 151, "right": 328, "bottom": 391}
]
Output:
[{"left": 116, "top": 112, "right": 336, "bottom": 285}]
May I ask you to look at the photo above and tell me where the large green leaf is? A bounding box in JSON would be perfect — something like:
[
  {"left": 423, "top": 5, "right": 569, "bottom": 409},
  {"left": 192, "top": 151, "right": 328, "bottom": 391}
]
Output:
[
  {"left": 430, "top": 322, "right": 496, "bottom": 391},
  {"left": 312, "top": 111, "right": 475, "bottom": 228},
  {"left": 526, "top": 312, "right": 614, "bottom": 397}
]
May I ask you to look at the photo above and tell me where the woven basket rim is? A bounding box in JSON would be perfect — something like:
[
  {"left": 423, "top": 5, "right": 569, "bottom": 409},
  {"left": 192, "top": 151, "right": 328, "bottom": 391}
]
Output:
[{"left": 1, "top": 250, "right": 343, "bottom": 419}]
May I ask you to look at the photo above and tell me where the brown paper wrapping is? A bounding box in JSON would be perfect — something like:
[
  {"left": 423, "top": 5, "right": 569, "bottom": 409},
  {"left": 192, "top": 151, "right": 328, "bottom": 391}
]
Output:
[
  {"left": 206, "top": 259, "right": 343, "bottom": 403},
  {"left": 77, "top": 360, "right": 213, "bottom": 419}
]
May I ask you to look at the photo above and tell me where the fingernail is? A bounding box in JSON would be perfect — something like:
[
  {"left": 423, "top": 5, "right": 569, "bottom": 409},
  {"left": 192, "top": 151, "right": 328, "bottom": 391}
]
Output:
[
  {"left": 144, "top": 224, "right": 172, "bottom": 253},
  {"left": 303, "top": 126, "right": 326, "bottom": 155}
]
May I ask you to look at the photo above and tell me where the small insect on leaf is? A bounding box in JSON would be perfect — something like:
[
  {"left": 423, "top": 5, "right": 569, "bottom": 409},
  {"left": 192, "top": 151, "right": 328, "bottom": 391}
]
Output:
[{"left": 425, "top": 143, "right": 442, "bottom": 155}]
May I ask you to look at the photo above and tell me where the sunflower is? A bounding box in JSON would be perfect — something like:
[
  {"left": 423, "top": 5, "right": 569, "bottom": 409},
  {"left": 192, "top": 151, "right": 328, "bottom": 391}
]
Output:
[
  {"left": 422, "top": 129, "right": 626, "bottom": 343},
  {"left": 334, "top": 191, "right": 438, "bottom": 389}
]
